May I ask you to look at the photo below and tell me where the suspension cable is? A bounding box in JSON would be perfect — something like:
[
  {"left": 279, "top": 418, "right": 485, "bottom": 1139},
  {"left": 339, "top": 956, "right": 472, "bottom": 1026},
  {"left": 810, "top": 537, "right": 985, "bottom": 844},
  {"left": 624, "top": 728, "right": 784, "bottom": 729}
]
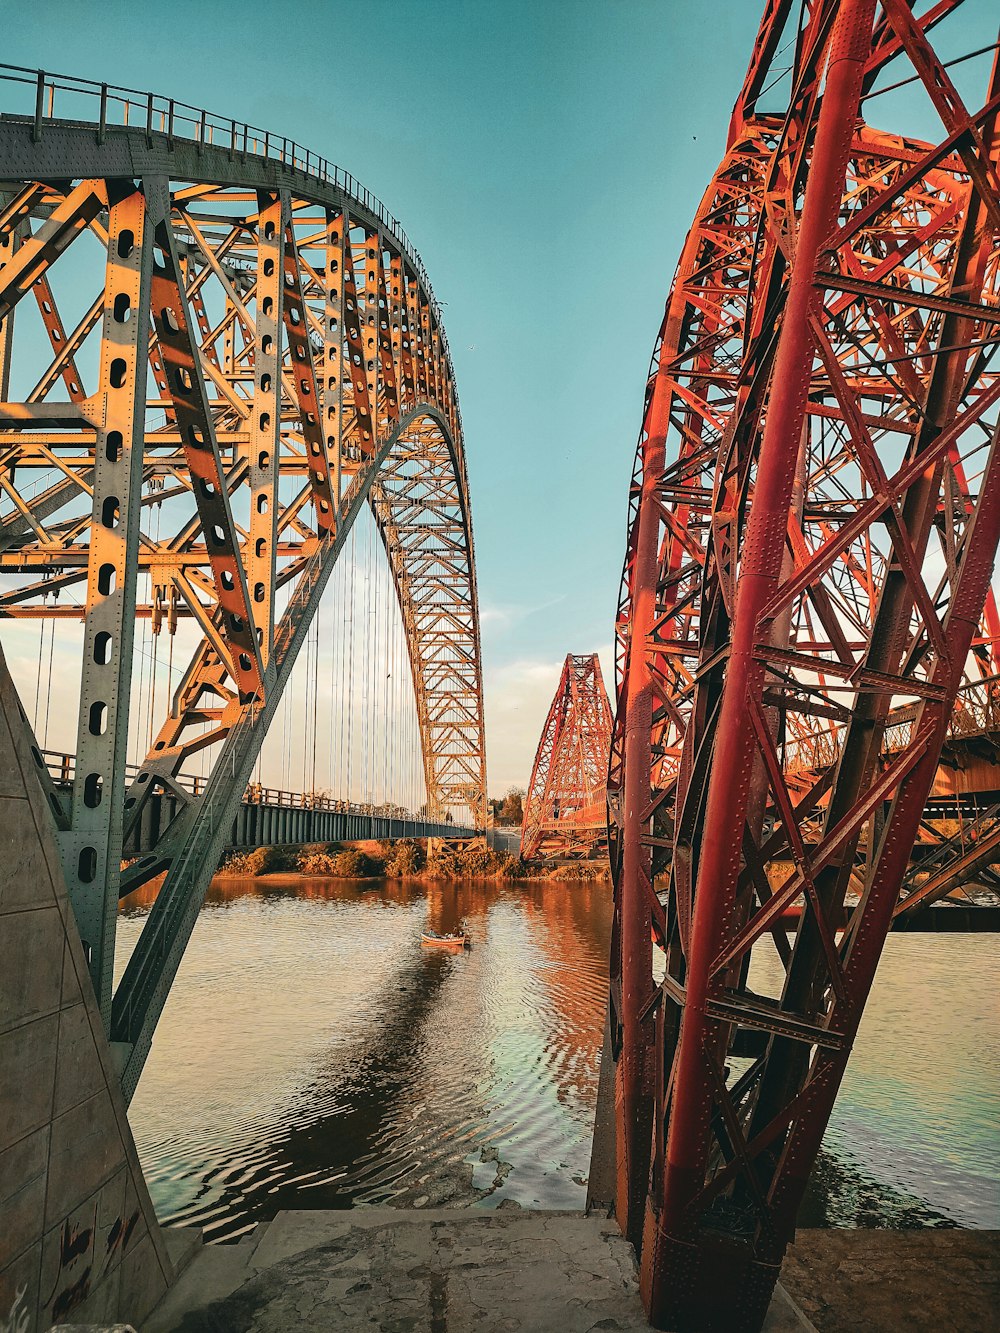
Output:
[
  {"left": 311, "top": 598, "right": 320, "bottom": 795},
  {"left": 346, "top": 520, "right": 356, "bottom": 805},
  {"left": 32, "top": 601, "right": 45, "bottom": 733},
  {"left": 41, "top": 605, "right": 55, "bottom": 748}
]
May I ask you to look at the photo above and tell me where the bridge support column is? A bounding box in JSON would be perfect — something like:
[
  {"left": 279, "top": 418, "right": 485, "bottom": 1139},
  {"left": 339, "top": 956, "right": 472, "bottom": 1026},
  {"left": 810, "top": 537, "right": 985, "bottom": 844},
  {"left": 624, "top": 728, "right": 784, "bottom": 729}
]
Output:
[
  {"left": 62, "top": 184, "right": 152, "bottom": 1018},
  {"left": 0, "top": 644, "right": 172, "bottom": 1330}
]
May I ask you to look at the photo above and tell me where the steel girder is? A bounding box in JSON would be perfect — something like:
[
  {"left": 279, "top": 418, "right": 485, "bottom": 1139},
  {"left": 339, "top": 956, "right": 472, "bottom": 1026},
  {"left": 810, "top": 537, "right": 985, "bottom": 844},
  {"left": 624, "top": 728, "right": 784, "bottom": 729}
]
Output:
[
  {"left": 0, "top": 111, "right": 486, "bottom": 1100},
  {"left": 521, "top": 653, "right": 614, "bottom": 863},
  {"left": 608, "top": 3, "right": 1000, "bottom": 1328}
]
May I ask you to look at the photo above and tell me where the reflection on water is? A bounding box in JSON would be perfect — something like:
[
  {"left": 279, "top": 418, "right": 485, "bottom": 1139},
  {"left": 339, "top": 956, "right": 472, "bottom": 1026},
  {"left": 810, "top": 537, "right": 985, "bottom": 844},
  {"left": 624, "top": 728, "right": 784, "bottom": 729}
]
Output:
[
  {"left": 116, "top": 879, "right": 998, "bottom": 1241},
  {"left": 792, "top": 935, "right": 999, "bottom": 1229},
  {"left": 117, "top": 877, "right": 611, "bottom": 1240}
]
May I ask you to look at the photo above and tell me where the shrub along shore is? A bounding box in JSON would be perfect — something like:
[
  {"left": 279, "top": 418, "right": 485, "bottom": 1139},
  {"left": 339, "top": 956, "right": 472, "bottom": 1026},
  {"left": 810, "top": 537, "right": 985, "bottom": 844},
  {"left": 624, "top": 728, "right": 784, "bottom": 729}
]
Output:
[{"left": 218, "top": 839, "right": 609, "bottom": 882}]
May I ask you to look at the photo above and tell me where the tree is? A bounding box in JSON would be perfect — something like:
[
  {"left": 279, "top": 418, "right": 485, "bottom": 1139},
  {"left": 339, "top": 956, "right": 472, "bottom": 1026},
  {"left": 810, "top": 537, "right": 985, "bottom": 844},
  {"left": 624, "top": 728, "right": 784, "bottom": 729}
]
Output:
[{"left": 499, "top": 786, "right": 525, "bottom": 826}]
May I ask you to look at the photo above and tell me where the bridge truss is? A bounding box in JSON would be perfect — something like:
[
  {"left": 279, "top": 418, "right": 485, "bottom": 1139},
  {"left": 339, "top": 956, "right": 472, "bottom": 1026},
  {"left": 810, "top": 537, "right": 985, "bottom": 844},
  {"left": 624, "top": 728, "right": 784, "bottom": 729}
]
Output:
[
  {"left": 0, "top": 72, "right": 487, "bottom": 1100},
  {"left": 520, "top": 652, "right": 614, "bottom": 863},
  {"left": 609, "top": 2, "right": 1000, "bottom": 1328}
]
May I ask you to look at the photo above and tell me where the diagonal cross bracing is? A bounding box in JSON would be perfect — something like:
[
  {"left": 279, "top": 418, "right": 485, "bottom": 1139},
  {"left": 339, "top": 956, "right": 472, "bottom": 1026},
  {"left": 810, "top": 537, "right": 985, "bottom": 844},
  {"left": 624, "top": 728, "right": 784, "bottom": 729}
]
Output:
[
  {"left": 608, "top": 4, "right": 1000, "bottom": 1327},
  {"left": 0, "top": 100, "right": 487, "bottom": 1097}
]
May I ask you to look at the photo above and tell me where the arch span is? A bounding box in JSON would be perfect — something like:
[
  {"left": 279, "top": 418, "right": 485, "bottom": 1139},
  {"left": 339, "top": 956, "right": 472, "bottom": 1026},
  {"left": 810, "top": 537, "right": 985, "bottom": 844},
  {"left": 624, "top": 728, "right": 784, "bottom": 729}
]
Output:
[{"left": 0, "top": 79, "right": 486, "bottom": 1098}]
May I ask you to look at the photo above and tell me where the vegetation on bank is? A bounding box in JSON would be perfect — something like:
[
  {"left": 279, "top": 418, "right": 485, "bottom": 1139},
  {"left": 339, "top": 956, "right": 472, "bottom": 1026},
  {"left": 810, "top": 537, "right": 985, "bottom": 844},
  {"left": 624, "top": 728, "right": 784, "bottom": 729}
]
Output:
[
  {"left": 487, "top": 785, "right": 526, "bottom": 827},
  {"left": 218, "top": 838, "right": 609, "bottom": 882}
]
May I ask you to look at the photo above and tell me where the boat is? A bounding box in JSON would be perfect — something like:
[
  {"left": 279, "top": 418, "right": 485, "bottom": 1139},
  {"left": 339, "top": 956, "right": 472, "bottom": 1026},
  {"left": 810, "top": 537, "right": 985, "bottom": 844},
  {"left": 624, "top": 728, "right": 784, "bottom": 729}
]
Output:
[{"left": 421, "top": 928, "right": 470, "bottom": 948}]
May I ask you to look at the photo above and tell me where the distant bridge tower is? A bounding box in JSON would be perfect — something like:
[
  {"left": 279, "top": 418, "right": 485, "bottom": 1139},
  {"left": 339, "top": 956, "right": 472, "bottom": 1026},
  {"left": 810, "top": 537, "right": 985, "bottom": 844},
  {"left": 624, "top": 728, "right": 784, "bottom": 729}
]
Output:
[{"left": 520, "top": 653, "right": 613, "bottom": 863}]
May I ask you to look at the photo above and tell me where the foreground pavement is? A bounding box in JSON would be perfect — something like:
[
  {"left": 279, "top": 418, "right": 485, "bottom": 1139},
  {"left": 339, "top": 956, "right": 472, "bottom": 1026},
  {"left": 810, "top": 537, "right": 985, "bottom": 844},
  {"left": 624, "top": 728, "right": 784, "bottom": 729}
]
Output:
[
  {"left": 144, "top": 1209, "right": 815, "bottom": 1333},
  {"left": 780, "top": 1229, "right": 999, "bottom": 1333}
]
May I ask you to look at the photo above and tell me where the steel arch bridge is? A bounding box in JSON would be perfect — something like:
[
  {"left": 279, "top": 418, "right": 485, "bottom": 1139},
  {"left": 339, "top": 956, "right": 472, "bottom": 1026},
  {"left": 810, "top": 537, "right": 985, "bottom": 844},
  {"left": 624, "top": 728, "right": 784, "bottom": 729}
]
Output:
[
  {"left": 0, "top": 69, "right": 487, "bottom": 1100},
  {"left": 609, "top": 3, "right": 1000, "bottom": 1329}
]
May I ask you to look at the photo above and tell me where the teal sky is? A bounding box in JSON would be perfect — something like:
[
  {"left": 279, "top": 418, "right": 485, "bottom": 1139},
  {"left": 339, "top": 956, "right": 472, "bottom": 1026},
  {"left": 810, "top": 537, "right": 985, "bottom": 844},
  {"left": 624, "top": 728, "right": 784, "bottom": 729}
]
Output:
[
  {"left": 6, "top": 1, "right": 992, "bottom": 792},
  {"left": 6, "top": 0, "right": 769, "bottom": 788}
]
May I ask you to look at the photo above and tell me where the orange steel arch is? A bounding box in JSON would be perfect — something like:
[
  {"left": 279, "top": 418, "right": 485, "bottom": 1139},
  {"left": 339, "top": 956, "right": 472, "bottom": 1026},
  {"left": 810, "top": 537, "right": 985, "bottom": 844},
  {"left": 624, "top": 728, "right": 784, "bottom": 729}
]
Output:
[{"left": 0, "top": 72, "right": 487, "bottom": 1098}]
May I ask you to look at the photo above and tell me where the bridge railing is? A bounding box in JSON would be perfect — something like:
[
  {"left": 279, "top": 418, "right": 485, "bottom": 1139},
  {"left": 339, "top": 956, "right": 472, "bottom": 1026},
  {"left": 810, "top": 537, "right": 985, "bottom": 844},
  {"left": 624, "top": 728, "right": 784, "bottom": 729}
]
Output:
[
  {"left": 0, "top": 62, "right": 455, "bottom": 375},
  {"left": 783, "top": 677, "right": 1000, "bottom": 776},
  {"left": 39, "top": 747, "right": 433, "bottom": 824}
]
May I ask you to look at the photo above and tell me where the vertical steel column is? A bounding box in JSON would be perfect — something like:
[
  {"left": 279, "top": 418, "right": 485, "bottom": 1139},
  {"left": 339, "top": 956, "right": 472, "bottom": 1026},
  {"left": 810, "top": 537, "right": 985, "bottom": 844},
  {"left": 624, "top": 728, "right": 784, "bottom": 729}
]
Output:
[
  {"left": 427, "top": 310, "right": 442, "bottom": 406},
  {"left": 363, "top": 227, "right": 380, "bottom": 435},
  {"left": 377, "top": 246, "right": 400, "bottom": 435},
  {"left": 615, "top": 392, "right": 661, "bottom": 1251},
  {"left": 389, "top": 253, "right": 404, "bottom": 409},
  {"left": 406, "top": 272, "right": 427, "bottom": 402},
  {"left": 324, "top": 208, "right": 347, "bottom": 504},
  {"left": 63, "top": 182, "right": 152, "bottom": 1017},
  {"left": 342, "top": 229, "right": 375, "bottom": 454},
  {"left": 0, "top": 208, "right": 21, "bottom": 399},
  {"left": 641, "top": 1, "right": 877, "bottom": 1325},
  {"left": 418, "top": 293, "right": 433, "bottom": 403},
  {"left": 398, "top": 263, "right": 417, "bottom": 408},
  {"left": 249, "top": 190, "right": 286, "bottom": 663}
]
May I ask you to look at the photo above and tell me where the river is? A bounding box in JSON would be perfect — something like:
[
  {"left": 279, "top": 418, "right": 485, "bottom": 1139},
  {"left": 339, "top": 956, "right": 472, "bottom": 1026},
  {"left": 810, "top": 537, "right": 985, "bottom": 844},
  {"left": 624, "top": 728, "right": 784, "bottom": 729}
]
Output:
[{"left": 115, "top": 876, "right": 999, "bottom": 1242}]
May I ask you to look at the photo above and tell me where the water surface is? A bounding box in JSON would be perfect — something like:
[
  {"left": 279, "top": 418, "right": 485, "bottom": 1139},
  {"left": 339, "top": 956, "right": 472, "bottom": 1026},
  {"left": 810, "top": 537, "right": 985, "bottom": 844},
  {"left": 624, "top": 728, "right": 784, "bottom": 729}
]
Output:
[{"left": 116, "top": 877, "right": 998, "bottom": 1240}]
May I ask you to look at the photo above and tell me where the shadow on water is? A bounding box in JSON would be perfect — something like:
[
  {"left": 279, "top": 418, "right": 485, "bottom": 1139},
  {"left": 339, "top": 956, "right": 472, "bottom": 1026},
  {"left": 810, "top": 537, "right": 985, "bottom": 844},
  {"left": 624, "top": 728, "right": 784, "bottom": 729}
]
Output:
[
  {"left": 117, "top": 878, "right": 996, "bottom": 1240},
  {"left": 119, "top": 876, "right": 613, "bottom": 1239}
]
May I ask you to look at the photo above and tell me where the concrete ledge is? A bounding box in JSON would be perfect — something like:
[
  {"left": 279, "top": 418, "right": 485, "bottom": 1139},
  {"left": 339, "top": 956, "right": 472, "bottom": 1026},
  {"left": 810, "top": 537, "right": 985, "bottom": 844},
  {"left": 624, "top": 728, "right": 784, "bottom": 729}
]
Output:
[
  {"left": 145, "top": 1208, "right": 818, "bottom": 1332},
  {"left": 162, "top": 1226, "right": 203, "bottom": 1279},
  {"left": 49, "top": 1325, "right": 137, "bottom": 1331}
]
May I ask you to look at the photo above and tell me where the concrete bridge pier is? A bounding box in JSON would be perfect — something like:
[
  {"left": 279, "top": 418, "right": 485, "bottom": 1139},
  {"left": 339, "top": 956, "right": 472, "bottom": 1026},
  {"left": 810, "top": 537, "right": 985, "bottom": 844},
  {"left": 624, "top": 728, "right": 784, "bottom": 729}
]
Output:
[{"left": 0, "top": 650, "right": 174, "bottom": 1333}]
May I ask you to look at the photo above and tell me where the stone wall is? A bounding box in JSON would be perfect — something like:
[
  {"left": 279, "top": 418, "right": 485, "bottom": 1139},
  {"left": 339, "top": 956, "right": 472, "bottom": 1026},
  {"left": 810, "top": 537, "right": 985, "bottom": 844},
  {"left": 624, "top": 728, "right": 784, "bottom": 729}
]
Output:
[{"left": 0, "top": 651, "right": 172, "bottom": 1333}]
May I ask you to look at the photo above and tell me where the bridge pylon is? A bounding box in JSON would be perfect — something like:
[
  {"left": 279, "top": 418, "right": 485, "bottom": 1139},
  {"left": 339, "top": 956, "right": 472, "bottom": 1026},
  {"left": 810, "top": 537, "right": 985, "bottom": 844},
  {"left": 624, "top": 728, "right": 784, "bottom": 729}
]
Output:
[
  {"left": 607, "top": 3, "right": 1000, "bottom": 1328},
  {"left": 521, "top": 653, "right": 613, "bottom": 864}
]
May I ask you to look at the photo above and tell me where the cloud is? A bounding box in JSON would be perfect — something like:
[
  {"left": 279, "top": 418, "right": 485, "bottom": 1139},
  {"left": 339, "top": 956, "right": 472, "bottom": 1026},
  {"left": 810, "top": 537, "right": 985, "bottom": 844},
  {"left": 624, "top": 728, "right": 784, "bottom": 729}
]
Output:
[
  {"left": 478, "top": 593, "right": 567, "bottom": 636},
  {"left": 483, "top": 645, "right": 615, "bottom": 794}
]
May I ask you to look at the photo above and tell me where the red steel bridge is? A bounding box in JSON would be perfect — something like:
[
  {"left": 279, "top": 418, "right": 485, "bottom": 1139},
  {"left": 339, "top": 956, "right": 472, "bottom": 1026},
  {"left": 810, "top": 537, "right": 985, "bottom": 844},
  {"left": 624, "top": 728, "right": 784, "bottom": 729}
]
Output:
[
  {"left": 609, "top": 2, "right": 1000, "bottom": 1329},
  {"left": 0, "top": 68, "right": 487, "bottom": 1102},
  {"left": 521, "top": 652, "right": 614, "bottom": 863}
]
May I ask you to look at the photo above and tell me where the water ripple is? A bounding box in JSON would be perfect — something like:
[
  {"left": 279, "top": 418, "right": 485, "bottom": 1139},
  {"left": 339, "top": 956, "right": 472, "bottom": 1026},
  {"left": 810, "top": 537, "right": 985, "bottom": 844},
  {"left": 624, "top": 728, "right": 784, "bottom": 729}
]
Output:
[{"left": 117, "top": 878, "right": 998, "bottom": 1239}]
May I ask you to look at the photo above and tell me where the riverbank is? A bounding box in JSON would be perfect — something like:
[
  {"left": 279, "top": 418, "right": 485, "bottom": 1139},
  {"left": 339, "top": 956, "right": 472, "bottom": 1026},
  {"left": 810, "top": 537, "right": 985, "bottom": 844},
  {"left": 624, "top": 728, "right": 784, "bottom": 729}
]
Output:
[
  {"left": 218, "top": 838, "right": 610, "bottom": 882},
  {"left": 144, "top": 1210, "right": 998, "bottom": 1333},
  {"left": 780, "top": 1228, "right": 999, "bottom": 1332}
]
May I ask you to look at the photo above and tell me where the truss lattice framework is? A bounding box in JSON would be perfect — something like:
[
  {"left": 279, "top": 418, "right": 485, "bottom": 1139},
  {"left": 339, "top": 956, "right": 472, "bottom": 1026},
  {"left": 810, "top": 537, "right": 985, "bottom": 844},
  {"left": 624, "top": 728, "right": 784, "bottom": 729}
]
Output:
[
  {"left": 609, "top": 3, "right": 1000, "bottom": 1329},
  {"left": 0, "top": 105, "right": 487, "bottom": 1100},
  {"left": 520, "top": 653, "right": 613, "bottom": 863}
]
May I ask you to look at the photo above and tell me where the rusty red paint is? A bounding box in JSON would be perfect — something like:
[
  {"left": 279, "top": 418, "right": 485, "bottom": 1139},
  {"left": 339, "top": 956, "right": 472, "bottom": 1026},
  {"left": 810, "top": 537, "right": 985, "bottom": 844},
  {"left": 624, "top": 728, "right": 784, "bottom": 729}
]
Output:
[{"left": 609, "top": 2, "right": 1000, "bottom": 1328}]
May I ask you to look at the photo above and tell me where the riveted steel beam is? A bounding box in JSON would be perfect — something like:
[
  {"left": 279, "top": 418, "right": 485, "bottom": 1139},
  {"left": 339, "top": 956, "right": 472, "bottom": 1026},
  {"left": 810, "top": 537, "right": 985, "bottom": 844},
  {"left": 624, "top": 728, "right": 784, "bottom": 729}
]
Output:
[
  {"left": 60, "top": 182, "right": 152, "bottom": 1016},
  {"left": 248, "top": 190, "right": 286, "bottom": 658},
  {"left": 0, "top": 97, "right": 487, "bottom": 1100},
  {"left": 323, "top": 208, "right": 346, "bottom": 506}
]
